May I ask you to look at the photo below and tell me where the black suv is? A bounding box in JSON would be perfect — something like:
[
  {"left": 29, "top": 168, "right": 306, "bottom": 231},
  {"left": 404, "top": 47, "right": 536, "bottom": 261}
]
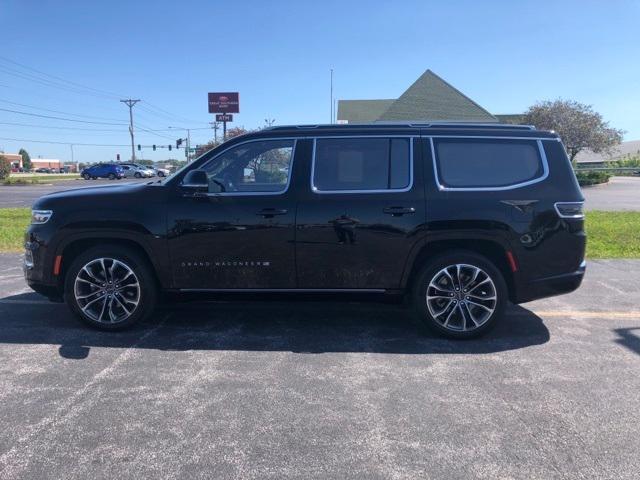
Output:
[{"left": 25, "top": 123, "right": 585, "bottom": 338}]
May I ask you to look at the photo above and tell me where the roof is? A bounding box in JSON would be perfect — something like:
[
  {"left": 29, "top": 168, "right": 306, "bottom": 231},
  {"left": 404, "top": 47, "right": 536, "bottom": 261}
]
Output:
[
  {"left": 496, "top": 114, "right": 526, "bottom": 124},
  {"left": 575, "top": 140, "right": 640, "bottom": 163},
  {"left": 336, "top": 99, "right": 395, "bottom": 123},
  {"left": 377, "top": 70, "right": 497, "bottom": 122}
]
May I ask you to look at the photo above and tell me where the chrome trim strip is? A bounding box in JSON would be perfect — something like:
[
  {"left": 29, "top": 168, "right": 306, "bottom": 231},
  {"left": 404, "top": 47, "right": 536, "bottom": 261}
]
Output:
[
  {"left": 194, "top": 138, "right": 298, "bottom": 197},
  {"left": 430, "top": 135, "right": 560, "bottom": 141},
  {"left": 179, "top": 288, "right": 387, "bottom": 293},
  {"left": 310, "top": 136, "right": 415, "bottom": 194},
  {"left": 429, "top": 137, "right": 551, "bottom": 192},
  {"left": 554, "top": 201, "right": 585, "bottom": 219}
]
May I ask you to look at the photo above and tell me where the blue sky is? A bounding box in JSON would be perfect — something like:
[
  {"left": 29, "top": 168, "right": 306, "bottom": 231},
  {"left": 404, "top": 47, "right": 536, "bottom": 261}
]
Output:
[{"left": 1, "top": 0, "right": 639, "bottom": 164}]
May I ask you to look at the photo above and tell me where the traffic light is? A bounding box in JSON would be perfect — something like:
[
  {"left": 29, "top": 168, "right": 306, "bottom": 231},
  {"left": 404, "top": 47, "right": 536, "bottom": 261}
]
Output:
[
  {"left": 137, "top": 144, "right": 141, "bottom": 151},
  {"left": 116, "top": 154, "right": 120, "bottom": 161},
  {"left": 152, "top": 145, "right": 156, "bottom": 151},
  {"left": 176, "top": 138, "right": 183, "bottom": 148},
  {"left": 168, "top": 145, "right": 172, "bottom": 151}
]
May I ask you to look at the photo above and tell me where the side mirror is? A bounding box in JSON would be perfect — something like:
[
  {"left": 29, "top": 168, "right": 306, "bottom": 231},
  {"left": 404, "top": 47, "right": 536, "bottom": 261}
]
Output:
[{"left": 181, "top": 169, "right": 208, "bottom": 193}]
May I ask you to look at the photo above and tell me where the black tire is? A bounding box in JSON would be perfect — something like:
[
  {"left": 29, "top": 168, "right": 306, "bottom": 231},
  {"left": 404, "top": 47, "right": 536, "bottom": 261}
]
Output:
[
  {"left": 82, "top": 173, "right": 90, "bottom": 180},
  {"left": 411, "top": 250, "right": 507, "bottom": 339},
  {"left": 134, "top": 172, "right": 142, "bottom": 178},
  {"left": 158, "top": 171, "right": 165, "bottom": 177},
  {"left": 64, "top": 245, "right": 158, "bottom": 331},
  {"left": 108, "top": 173, "right": 115, "bottom": 180},
  {"left": 91, "top": 176, "right": 97, "bottom": 180}
]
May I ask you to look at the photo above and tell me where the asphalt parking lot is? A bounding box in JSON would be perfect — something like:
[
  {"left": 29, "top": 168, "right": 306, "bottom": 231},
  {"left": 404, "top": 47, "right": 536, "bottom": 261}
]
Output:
[
  {"left": 0, "top": 176, "right": 638, "bottom": 210},
  {"left": 1, "top": 253, "right": 639, "bottom": 478}
]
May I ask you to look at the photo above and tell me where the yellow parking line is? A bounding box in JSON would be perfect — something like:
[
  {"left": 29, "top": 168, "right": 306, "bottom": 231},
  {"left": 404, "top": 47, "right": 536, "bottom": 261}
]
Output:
[{"left": 530, "top": 311, "right": 640, "bottom": 319}]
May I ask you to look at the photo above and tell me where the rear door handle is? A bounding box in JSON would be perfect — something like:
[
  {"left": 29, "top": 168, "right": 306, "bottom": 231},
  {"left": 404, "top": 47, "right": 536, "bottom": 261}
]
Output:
[
  {"left": 257, "top": 208, "right": 288, "bottom": 218},
  {"left": 383, "top": 206, "right": 416, "bottom": 216}
]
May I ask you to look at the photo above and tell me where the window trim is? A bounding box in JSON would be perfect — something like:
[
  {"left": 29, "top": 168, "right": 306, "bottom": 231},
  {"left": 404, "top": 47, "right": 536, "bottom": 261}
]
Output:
[
  {"left": 197, "top": 138, "right": 298, "bottom": 196},
  {"left": 310, "top": 135, "right": 415, "bottom": 194},
  {"left": 429, "top": 136, "right": 551, "bottom": 191}
]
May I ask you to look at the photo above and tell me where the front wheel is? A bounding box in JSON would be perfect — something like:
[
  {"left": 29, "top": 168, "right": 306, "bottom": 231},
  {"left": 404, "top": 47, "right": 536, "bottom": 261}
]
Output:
[
  {"left": 108, "top": 173, "right": 115, "bottom": 180},
  {"left": 411, "top": 251, "right": 507, "bottom": 339},
  {"left": 82, "top": 173, "right": 90, "bottom": 180},
  {"left": 64, "top": 245, "right": 158, "bottom": 331},
  {"left": 134, "top": 172, "right": 142, "bottom": 178}
]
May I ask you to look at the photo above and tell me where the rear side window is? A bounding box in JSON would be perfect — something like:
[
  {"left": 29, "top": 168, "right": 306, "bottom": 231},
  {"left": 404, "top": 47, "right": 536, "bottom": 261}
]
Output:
[
  {"left": 313, "top": 138, "right": 411, "bottom": 192},
  {"left": 433, "top": 138, "right": 544, "bottom": 189}
]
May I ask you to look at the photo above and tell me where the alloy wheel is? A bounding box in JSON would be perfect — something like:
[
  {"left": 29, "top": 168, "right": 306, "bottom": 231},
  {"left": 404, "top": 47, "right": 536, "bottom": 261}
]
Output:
[
  {"left": 74, "top": 257, "right": 141, "bottom": 324},
  {"left": 426, "top": 263, "right": 497, "bottom": 332}
]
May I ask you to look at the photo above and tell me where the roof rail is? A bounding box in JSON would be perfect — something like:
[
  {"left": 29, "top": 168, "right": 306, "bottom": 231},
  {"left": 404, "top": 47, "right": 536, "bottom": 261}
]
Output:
[
  {"left": 266, "top": 122, "right": 537, "bottom": 131},
  {"left": 412, "top": 122, "right": 535, "bottom": 130}
]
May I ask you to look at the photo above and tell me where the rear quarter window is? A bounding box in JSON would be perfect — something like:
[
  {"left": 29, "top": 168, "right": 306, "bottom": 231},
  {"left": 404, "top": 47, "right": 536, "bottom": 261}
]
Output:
[{"left": 433, "top": 138, "right": 545, "bottom": 189}]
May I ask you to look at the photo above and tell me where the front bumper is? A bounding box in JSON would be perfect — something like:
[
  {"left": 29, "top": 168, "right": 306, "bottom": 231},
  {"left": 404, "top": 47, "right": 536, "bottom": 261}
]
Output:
[{"left": 516, "top": 260, "right": 586, "bottom": 304}]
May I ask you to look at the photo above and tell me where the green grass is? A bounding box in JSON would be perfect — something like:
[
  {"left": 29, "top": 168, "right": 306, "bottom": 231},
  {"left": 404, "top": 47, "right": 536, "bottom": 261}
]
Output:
[
  {"left": 0, "top": 208, "right": 639, "bottom": 257},
  {"left": 0, "top": 208, "right": 30, "bottom": 252},
  {"left": 585, "top": 211, "right": 640, "bottom": 258},
  {"left": 3, "top": 174, "right": 80, "bottom": 185}
]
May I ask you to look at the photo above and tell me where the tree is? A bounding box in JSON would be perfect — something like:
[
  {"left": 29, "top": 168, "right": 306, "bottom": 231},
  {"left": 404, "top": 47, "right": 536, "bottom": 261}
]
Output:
[
  {"left": 19, "top": 148, "right": 32, "bottom": 171},
  {"left": 524, "top": 100, "right": 623, "bottom": 166},
  {"left": 225, "top": 126, "right": 250, "bottom": 140},
  {"left": 0, "top": 155, "right": 10, "bottom": 180}
]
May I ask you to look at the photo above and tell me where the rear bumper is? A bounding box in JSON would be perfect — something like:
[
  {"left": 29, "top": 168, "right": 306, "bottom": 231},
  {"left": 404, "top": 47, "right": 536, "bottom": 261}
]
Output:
[{"left": 515, "top": 261, "right": 586, "bottom": 304}]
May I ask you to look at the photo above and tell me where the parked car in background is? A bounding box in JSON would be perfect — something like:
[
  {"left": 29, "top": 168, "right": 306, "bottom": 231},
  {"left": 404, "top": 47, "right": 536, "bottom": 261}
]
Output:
[
  {"left": 26, "top": 123, "right": 586, "bottom": 337},
  {"left": 81, "top": 163, "right": 124, "bottom": 180},
  {"left": 34, "top": 168, "right": 52, "bottom": 174},
  {"left": 119, "top": 163, "right": 155, "bottom": 178},
  {"left": 154, "top": 167, "right": 170, "bottom": 177}
]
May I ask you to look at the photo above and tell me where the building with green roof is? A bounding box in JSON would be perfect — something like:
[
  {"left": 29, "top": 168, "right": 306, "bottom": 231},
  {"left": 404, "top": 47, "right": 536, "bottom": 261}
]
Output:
[{"left": 337, "top": 70, "right": 518, "bottom": 124}]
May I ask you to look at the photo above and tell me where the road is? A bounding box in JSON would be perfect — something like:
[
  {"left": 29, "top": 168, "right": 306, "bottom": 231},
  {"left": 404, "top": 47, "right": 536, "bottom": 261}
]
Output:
[
  {"left": 1, "top": 176, "right": 638, "bottom": 210},
  {"left": 1, "top": 254, "right": 639, "bottom": 479},
  {"left": 580, "top": 176, "right": 640, "bottom": 211}
]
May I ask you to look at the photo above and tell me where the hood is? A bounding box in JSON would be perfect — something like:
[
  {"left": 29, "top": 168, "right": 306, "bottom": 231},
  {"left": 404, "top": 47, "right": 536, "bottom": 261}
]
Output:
[{"left": 33, "top": 182, "right": 151, "bottom": 209}]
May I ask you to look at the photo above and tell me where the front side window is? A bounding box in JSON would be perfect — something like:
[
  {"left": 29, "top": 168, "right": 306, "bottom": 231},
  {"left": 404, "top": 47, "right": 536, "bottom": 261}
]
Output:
[
  {"left": 201, "top": 139, "right": 295, "bottom": 194},
  {"left": 313, "top": 137, "right": 411, "bottom": 192},
  {"left": 434, "top": 138, "right": 544, "bottom": 188}
]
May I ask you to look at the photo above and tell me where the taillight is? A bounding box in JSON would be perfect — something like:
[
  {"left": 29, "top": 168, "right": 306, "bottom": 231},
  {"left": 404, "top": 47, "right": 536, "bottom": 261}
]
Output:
[{"left": 554, "top": 202, "right": 584, "bottom": 219}]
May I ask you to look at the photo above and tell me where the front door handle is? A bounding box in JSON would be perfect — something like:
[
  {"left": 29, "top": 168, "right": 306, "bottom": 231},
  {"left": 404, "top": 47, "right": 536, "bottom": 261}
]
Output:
[
  {"left": 257, "top": 208, "right": 288, "bottom": 218},
  {"left": 383, "top": 206, "right": 416, "bottom": 216}
]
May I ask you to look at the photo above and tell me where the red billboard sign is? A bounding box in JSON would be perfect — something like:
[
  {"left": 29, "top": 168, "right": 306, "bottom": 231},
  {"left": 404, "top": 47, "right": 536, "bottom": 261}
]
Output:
[{"left": 208, "top": 92, "right": 239, "bottom": 113}]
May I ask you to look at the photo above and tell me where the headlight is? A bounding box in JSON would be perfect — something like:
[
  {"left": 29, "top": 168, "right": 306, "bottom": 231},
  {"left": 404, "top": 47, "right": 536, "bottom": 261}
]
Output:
[{"left": 31, "top": 209, "right": 53, "bottom": 224}]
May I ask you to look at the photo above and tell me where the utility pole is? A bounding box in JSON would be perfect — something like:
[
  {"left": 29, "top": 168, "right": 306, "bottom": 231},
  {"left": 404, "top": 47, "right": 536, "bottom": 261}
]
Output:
[
  {"left": 264, "top": 118, "right": 275, "bottom": 128},
  {"left": 185, "top": 129, "right": 191, "bottom": 162},
  {"left": 210, "top": 121, "right": 220, "bottom": 143},
  {"left": 120, "top": 99, "right": 140, "bottom": 162},
  {"left": 330, "top": 68, "right": 333, "bottom": 124}
]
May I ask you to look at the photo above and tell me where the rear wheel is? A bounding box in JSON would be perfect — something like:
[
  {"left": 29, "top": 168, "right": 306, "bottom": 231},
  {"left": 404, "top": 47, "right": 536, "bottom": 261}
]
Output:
[
  {"left": 64, "top": 245, "right": 158, "bottom": 331},
  {"left": 411, "top": 251, "right": 507, "bottom": 339}
]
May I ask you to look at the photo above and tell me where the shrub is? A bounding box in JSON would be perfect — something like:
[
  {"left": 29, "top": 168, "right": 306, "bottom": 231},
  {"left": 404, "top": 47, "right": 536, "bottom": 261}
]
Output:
[
  {"left": 0, "top": 155, "right": 11, "bottom": 180},
  {"left": 575, "top": 170, "right": 610, "bottom": 186}
]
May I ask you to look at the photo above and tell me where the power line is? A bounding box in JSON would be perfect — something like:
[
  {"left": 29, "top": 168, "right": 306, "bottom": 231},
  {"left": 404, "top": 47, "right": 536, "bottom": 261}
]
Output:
[
  {"left": 0, "top": 55, "right": 125, "bottom": 99},
  {"left": 0, "top": 107, "right": 127, "bottom": 125},
  {"left": 0, "top": 97, "right": 126, "bottom": 122},
  {"left": 0, "top": 136, "right": 129, "bottom": 146},
  {"left": 0, "top": 121, "right": 125, "bottom": 132}
]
